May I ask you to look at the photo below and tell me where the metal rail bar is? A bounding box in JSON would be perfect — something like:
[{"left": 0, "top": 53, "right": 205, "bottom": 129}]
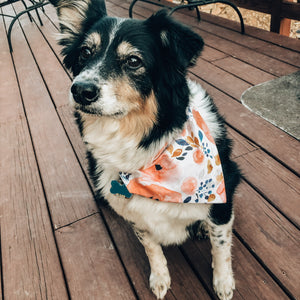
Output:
[{"left": 129, "top": 0, "right": 244, "bottom": 34}]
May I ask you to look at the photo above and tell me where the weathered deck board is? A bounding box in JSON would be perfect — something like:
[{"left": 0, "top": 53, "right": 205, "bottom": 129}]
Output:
[
  {"left": 235, "top": 150, "right": 300, "bottom": 227},
  {"left": 0, "top": 119, "right": 69, "bottom": 300},
  {"left": 0, "top": 11, "right": 69, "bottom": 299},
  {"left": 3, "top": 3, "right": 99, "bottom": 230},
  {"left": 1, "top": 0, "right": 299, "bottom": 299},
  {"left": 234, "top": 182, "right": 299, "bottom": 297},
  {"left": 212, "top": 56, "right": 276, "bottom": 85},
  {"left": 181, "top": 236, "right": 290, "bottom": 300},
  {"left": 55, "top": 213, "right": 136, "bottom": 299}
]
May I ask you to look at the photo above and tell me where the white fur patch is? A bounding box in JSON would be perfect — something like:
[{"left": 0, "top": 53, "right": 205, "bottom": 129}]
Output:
[{"left": 188, "top": 79, "right": 224, "bottom": 141}]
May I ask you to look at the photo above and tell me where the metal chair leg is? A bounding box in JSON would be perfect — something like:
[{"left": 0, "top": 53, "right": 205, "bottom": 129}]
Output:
[
  {"left": 8, "top": 1, "right": 49, "bottom": 52},
  {"left": 169, "top": 0, "right": 244, "bottom": 34},
  {"left": 21, "top": 0, "right": 33, "bottom": 22},
  {"left": 129, "top": 0, "right": 138, "bottom": 18}
]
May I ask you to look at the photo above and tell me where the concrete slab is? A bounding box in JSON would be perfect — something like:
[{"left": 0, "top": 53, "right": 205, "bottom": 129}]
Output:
[{"left": 241, "top": 71, "right": 300, "bottom": 140}]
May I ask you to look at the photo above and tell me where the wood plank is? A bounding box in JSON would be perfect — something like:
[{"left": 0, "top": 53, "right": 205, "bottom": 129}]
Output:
[
  {"left": 102, "top": 208, "right": 212, "bottom": 300},
  {"left": 0, "top": 118, "right": 69, "bottom": 300},
  {"left": 168, "top": 1, "right": 300, "bottom": 52},
  {"left": 254, "top": 43, "right": 300, "bottom": 67},
  {"left": 212, "top": 56, "right": 276, "bottom": 85},
  {"left": 181, "top": 236, "right": 289, "bottom": 300},
  {"left": 3, "top": 4, "right": 99, "bottom": 229},
  {"left": 200, "top": 45, "right": 229, "bottom": 62},
  {"left": 55, "top": 214, "right": 137, "bottom": 299},
  {"left": 13, "top": 1, "right": 71, "bottom": 108},
  {"left": 234, "top": 181, "right": 300, "bottom": 298},
  {"left": 188, "top": 72, "right": 300, "bottom": 175},
  {"left": 191, "top": 58, "right": 251, "bottom": 101},
  {"left": 0, "top": 14, "right": 24, "bottom": 123},
  {"left": 175, "top": 18, "right": 299, "bottom": 77},
  {"left": 227, "top": 127, "right": 259, "bottom": 159},
  {"left": 57, "top": 105, "right": 89, "bottom": 173},
  {"left": 0, "top": 13, "right": 68, "bottom": 299},
  {"left": 235, "top": 149, "right": 300, "bottom": 227}
]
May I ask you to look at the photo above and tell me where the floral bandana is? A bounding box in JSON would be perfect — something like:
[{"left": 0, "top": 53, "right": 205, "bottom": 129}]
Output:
[{"left": 113, "top": 105, "right": 226, "bottom": 204}]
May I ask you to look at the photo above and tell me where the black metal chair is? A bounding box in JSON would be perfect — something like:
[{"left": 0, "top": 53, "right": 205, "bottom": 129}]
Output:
[
  {"left": 0, "top": 0, "right": 49, "bottom": 52},
  {"left": 129, "top": 0, "right": 244, "bottom": 34}
]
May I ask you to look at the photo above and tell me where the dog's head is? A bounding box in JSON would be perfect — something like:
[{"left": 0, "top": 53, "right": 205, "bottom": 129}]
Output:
[{"left": 51, "top": 0, "right": 204, "bottom": 146}]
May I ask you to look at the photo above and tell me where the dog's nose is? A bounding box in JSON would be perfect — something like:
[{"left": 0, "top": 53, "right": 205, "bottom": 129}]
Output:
[{"left": 71, "top": 81, "right": 99, "bottom": 105}]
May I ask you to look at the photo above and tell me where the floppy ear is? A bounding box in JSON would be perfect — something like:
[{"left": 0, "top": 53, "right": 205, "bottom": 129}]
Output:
[
  {"left": 49, "top": 0, "right": 107, "bottom": 44},
  {"left": 146, "top": 10, "right": 204, "bottom": 69}
]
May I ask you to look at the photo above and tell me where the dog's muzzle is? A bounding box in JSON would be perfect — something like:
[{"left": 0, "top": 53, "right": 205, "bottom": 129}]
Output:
[{"left": 71, "top": 81, "right": 100, "bottom": 105}]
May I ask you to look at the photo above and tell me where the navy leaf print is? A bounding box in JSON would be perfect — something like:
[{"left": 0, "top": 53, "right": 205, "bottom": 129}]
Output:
[
  {"left": 198, "top": 130, "right": 203, "bottom": 142},
  {"left": 184, "top": 197, "right": 192, "bottom": 203},
  {"left": 176, "top": 157, "right": 185, "bottom": 160},
  {"left": 175, "top": 139, "right": 189, "bottom": 146}
]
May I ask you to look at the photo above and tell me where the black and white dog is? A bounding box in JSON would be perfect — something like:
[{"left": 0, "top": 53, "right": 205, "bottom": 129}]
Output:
[{"left": 50, "top": 1, "right": 241, "bottom": 299}]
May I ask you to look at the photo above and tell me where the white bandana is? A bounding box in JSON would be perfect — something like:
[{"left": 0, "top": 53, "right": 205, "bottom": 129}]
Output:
[{"left": 119, "top": 104, "right": 226, "bottom": 204}]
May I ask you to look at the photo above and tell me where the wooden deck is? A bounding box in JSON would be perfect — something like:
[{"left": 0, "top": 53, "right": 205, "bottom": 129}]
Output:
[{"left": 0, "top": 0, "right": 299, "bottom": 299}]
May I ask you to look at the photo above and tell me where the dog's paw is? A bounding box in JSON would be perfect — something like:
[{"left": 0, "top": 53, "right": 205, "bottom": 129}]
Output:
[
  {"left": 149, "top": 271, "right": 171, "bottom": 299},
  {"left": 196, "top": 221, "right": 209, "bottom": 240},
  {"left": 213, "top": 272, "right": 235, "bottom": 300}
]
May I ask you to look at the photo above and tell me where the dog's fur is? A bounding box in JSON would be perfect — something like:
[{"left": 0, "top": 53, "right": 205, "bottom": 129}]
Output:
[{"left": 50, "top": 1, "right": 241, "bottom": 299}]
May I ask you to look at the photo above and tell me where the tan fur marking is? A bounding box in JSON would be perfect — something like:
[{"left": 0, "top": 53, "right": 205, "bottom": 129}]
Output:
[
  {"left": 84, "top": 32, "right": 102, "bottom": 50},
  {"left": 57, "top": 0, "right": 90, "bottom": 34},
  {"left": 117, "top": 41, "right": 140, "bottom": 58},
  {"left": 112, "top": 79, "right": 157, "bottom": 140}
]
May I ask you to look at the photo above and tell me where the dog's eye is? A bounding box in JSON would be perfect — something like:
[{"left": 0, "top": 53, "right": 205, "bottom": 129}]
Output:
[
  {"left": 126, "top": 56, "right": 142, "bottom": 69},
  {"left": 80, "top": 46, "right": 93, "bottom": 60}
]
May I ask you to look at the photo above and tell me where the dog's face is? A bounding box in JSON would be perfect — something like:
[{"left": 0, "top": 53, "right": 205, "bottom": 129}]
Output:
[
  {"left": 50, "top": 0, "right": 204, "bottom": 145},
  {"left": 70, "top": 17, "right": 160, "bottom": 119}
]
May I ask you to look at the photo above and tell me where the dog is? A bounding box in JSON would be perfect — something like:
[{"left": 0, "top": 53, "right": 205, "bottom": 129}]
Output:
[{"left": 49, "top": 1, "right": 241, "bottom": 299}]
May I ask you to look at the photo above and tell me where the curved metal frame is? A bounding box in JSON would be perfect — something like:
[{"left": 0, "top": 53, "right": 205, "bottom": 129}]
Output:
[
  {"left": 4, "top": 0, "right": 49, "bottom": 52},
  {"left": 129, "top": 0, "right": 244, "bottom": 34}
]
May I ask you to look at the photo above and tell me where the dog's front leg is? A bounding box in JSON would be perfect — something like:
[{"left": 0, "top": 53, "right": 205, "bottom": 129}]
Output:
[
  {"left": 208, "top": 218, "right": 235, "bottom": 300},
  {"left": 134, "top": 229, "right": 171, "bottom": 299}
]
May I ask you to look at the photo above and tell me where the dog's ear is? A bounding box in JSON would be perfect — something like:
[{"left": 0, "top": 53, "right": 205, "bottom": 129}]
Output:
[
  {"left": 146, "top": 10, "right": 204, "bottom": 69},
  {"left": 49, "top": 0, "right": 106, "bottom": 44}
]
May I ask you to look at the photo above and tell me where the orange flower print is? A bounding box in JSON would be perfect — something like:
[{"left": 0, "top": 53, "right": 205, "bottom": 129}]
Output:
[
  {"left": 192, "top": 109, "right": 215, "bottom": 144},
  {"left": 193, "top": 148, "right": 205, "bottom": 164},
  {"left": 207, "top": 194, "right": 216, "bottom": 202},
  {"left": 215, "top": 155, "right": 221, "bottom": 166},
  {"left": 172, "top": 149, "right": 182, "bottom": 157},
  {"left": 181, "top": 177, "right": 198, "bottom": 195},
  {"left": 217, "top": 179, "right": 226, "bottom": 203},
  {"left": 127, "top": 179, "right": 182, "bottom": 203},
  {"left": 207, "top": 160, "right": 213, "bottom": 174},
  {"left": 141, "top": 154, "right": 177, "bottom": 182}
]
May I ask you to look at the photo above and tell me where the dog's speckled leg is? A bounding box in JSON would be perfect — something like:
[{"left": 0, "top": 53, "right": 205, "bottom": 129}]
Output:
[
  {"left": 208, "top": 218, "right": 235, "bottom": 300},
  {"left": 134, "top": 229, "right": 171, "bottom": 299}
]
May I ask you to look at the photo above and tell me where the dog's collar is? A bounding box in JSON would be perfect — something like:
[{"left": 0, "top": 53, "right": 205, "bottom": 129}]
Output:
[{"left": 111, "top": 105, "right": 226, "bottom": 204}]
